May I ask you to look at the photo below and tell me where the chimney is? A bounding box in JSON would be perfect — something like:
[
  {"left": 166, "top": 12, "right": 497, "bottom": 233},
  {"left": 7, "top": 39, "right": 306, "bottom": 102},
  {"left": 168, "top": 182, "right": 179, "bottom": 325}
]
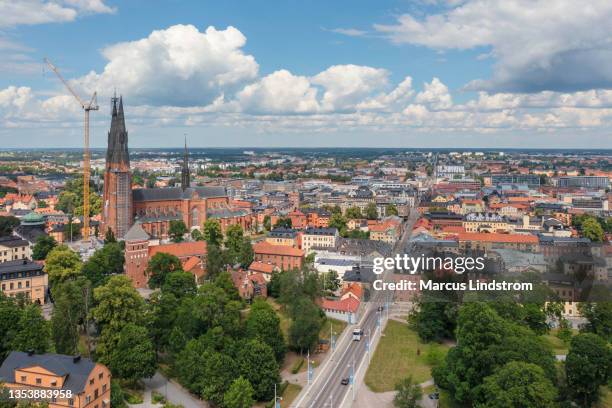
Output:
[{"left": 73, "top": 355, "right": 81, "bottom": 364}]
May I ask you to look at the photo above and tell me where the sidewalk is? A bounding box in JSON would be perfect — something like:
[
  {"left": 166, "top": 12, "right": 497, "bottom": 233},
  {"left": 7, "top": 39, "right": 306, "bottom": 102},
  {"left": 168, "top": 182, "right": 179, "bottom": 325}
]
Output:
[{"left": 127, "top": 372, "right": 207, "bottom": 408}]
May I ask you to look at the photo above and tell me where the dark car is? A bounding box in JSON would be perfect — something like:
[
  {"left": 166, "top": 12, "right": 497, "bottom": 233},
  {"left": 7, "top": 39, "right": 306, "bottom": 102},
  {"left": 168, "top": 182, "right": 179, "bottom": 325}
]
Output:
[{"left": 341, "top": 377, "right": 350, "bottom": 385}]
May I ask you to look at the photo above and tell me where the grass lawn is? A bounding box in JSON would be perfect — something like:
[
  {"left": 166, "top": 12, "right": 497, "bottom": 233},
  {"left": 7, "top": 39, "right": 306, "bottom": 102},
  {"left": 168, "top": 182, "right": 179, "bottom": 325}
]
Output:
[
  {"left": 364, "top": 320, "right": 450, "bottom": 393},
  {"left": 267, "top": 298, "right": 292, "bottom": 340},
  {"left": 540, "top": 328, "right": 577, "bottom": 355},
  {"left": 280, "top": 383, "right": 302, "bottom": 408},
  {"left": 598, "top": 386, "right": 612, "bottom": 408},
  {"left": 319, "top": 317, "right": 347, "bottom": 342}
]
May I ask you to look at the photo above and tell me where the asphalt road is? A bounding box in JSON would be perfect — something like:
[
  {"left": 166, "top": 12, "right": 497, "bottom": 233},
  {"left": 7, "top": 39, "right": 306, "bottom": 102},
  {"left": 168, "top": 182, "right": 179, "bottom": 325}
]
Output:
[{"left": 296, "top": 209, "right": 420, "bottom": 408}]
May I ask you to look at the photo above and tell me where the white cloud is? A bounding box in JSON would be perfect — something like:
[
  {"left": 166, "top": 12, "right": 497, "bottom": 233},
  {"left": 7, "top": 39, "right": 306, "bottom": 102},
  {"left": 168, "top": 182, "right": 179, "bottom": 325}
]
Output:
[
  {"left": 311, "top": 64, "right": 389, "bottom": 111},
  {"left": 415, "top": 78, "right": 452, "bottom": 110},
  {"left": 0, "top": 0, "right": 114, "bottom": 27},
  {"left": 237, "top": 70, "right": 319, "bottom": 114},
  {"left": 374, "top": 0, "right": 612, "bottom": 92},
  {"left": 74, "top": 24, "right": 259, "bottom": 107},
  {"left": 328, "top": 28, "right": 367, "bottom": 37}
]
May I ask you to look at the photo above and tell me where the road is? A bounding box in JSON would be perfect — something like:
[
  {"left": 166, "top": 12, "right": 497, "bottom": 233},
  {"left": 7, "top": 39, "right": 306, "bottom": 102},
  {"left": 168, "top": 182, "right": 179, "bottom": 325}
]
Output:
[{"left": 294, "top": 209, "right": 421, "bottom": 408}]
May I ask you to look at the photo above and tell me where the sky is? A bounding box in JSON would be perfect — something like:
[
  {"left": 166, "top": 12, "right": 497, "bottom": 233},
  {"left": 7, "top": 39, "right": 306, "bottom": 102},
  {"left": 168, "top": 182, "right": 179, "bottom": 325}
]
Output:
[{"left": 0, "top": 0, "right": 612, "bottom": 148}]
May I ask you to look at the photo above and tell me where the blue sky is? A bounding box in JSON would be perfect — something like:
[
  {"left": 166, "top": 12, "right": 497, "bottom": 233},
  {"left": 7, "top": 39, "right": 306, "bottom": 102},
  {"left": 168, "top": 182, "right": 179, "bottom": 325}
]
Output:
[{"left": 1, "top": 0, "right": 611, "bottom": 148}]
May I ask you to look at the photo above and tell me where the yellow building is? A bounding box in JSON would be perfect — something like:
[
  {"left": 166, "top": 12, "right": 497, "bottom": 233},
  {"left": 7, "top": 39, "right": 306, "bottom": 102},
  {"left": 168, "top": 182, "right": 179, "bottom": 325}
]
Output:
[
  {"left": 302, "top": 227, "right": 338, "bottom": 254},
  {"left": 265, "top": 228, "right": 299, "bottom": 246},
  {"left": 0, "top": 351, "right": 111, "bottom": 408},
  {"left": 0, "top": 260, "right": 47, "bottom": 304},
  {"left": 0, "top": 236, "right": 30, "bottom": 263}
]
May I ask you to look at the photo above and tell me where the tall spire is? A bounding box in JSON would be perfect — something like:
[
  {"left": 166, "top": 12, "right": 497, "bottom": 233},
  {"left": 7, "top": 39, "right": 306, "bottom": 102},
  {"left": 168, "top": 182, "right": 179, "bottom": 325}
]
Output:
[
  {"left": 106, "top": 95, "right": 129, "bottom": 169},
  {"left": 181, "top": 135, "right": 190, "bottom": 189}
]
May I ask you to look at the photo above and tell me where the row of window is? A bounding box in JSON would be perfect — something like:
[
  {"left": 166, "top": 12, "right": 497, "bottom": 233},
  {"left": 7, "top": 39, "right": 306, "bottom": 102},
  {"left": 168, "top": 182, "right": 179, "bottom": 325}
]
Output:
[
  {"left": 0, "top": 270, "right": 42, "bottom": 280},
  {"left": 1, "top": 280, "right": 31, "bottom": 290}
]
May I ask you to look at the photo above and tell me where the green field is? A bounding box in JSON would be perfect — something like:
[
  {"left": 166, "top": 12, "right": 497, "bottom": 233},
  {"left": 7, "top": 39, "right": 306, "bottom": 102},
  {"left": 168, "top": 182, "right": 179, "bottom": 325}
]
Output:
[
  {"left": 364, "top": 320, "right": 450, "bottom": 392},
  {"left": 280, "top": 383, "right": 302, "bottom": 408},
  {"left": 540, "top": 328, "right": 576, "bottom": 355},
  {"left": 319, "top": 317, "right": 347, "bottom": 342}
]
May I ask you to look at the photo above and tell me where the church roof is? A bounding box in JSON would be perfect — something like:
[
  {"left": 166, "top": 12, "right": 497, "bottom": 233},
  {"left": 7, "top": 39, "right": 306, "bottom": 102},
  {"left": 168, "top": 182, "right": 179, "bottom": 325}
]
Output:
[
  {"left": 132, "top": 186, "right": 227, "bottom": 202},
  {"left": 106, "top": 96, "right": 129, "bottom": 168},
  {"left": 124, "top": 222, "right": 149, "bottom": 241}
]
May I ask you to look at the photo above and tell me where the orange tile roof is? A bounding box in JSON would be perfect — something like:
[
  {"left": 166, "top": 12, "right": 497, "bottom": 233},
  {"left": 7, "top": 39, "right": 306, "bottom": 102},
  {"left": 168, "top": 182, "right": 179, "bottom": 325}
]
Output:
[
  {"left": 456, "top": 232, "right": 538, "bottom": 244},
  {"left": 342, "top": 282, "right": 364, "bottom": 300},
  {"left": 182, "top": 256, "right": 201, "bottom": 272},
  {"left": 248, "top": 260, "right": 277, "bottom": 274},
  {"left": 320, "top": 297, "right": 360, "bottom": 313},
  {"left": 149, "top": 241, "right": 207, "bottom": 258},
  {"left": 442, "top": 226, "right": 466, "bottom": 234},
  {"left": 253, "top": 241, "right": 304, "bottom": 257}
]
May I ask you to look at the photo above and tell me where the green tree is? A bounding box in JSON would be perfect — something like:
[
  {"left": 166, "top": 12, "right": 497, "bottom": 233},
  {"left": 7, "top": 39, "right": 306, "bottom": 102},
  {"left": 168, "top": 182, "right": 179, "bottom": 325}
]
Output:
[
  {"left": 225, "top": 224, "right": 244, "bottom": 262},
  {"left": 32, "top": 235, "right": 57, "bottom": 260},
  {"left": 237, "top": 339, "right": 280, "bottom": 401},
  {"left": 82, "top": 242, "right": 125, "bottom": 287},
  {"left": 223, "top": 377, "right": 254, "bottom": 408},
  {"left": 146, "top": 252, "right": 183, "bottom": 288},
  {"left": 104, "top": 228, "right": 116, "bottom": 244},
  {"left": 56, "top": 175, "right": 102, "bottom": 216},
  {"left": 581, "top": 216, "right": 605, "bottom": 242},
  {"left": 411, "top": 296, "right": 457, "bottom": 342},
  {"left": 565, "top": 333, "right": 611, "bottom": 407},
  {"left": 92, "top": 275, "right": 146, "bottom": 329},
  {"left": 521, "top": 303, "right": 548, "bottom": 335},
  {"left": 44, "top": 245, "right": 83, "bottom": 285},
  {"left": 191, "top": 228, "right": 204, "bottom": 241},
  {"left": 263, "top": 215, "right": 271, "bottom": 231},
  {"left": 12, "top": 304, "right": 49, "bottom": 354},
  {"left": 0, "top": 215, "right": 22, "bottom": 236},
  {"left": 393, "top": 376, "right": 422, "bottom": 408},
  {"left": 288, "top": 297, "right": 323, "bottom": 352},
  {"left": 169, "top": 219, "right": 188, "bottom": 243},
  {"left": 475, "top": 361, "right": 557, "bottom": 408},
  {"left": 328, "top": 213, "right": 347, "bottom": 233},
  {"left": 203, "top": 219, "right": 223, "bottom": 246},
  {"left": 322, "top": 270, "right": 340, "bottom": 293},
  {"left": 97, "top": 323, "right": 157, "bottom": 383},
  {"left": 386, "top": 204, "right": 399, "bottom": 217},
  {"left": 245, "top": 298, "right": 286, "bottom": 362},
  {"left": 51, "top": 284, "right": 81, "bottom": 354},
  {"left": 365, "top": 202, "right": 378, "bottom": 220},
  {"left": 273, "top": 217, "right": 292, "bottom": 229},
  {"left": 162, "top": 271, "right": 197, "bottom": 298},
  {"left": 579, "top": 302, "right": 612, "bottom": 341},
  {"left": 238, "top": 237, "right": 254, "bottom": 269},
  {"left": 206, "top": 244, "right": 229, "bottom": 280},
  {"left": 0, "top": 294, "right": 22, "bottom": 359},
  {"left": 345, "top": 206, "right": 362, "bottom": 219}
]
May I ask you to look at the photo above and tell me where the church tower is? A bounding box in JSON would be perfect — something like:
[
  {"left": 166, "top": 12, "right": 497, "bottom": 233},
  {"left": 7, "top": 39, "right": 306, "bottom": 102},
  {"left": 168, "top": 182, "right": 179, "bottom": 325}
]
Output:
[
  {"left": 181, "top": 137, "right": 190, "bottom": 189},
  {"left": 102, "top": 95, "right": 133, "bottom": 239}
]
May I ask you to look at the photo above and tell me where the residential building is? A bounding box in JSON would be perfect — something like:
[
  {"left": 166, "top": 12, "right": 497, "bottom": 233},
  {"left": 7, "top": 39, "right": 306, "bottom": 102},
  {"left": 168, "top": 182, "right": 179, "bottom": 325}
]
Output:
[
  {"left": 230, "top": 269, "right": 267, "bottom": 300},
  {"left": 0, "top": 352, "right": 111, "bottom": 408},
  {"left": 302, "top": 227, "right": 339, "bottom": 253},
  {"left": 266, "top": 228, "right": 299, "bottom": 247},
  {"left": 0, "top": 260, "right": 47, "bottom": 304},
  {"left": 0, "top": 236, "right": 30, "bottom": 262},
  {"left": 253, "top": 241, "right": 304, "bottom": 270},
  {"left": 369, "top": 218, "right": 402, "bottom": 244}
]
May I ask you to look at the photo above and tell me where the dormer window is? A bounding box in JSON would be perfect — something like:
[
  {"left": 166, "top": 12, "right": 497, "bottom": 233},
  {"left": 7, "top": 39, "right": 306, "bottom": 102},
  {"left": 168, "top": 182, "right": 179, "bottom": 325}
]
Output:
[{"left": 51, "top": 380, "right": 57, "bottom": 387}]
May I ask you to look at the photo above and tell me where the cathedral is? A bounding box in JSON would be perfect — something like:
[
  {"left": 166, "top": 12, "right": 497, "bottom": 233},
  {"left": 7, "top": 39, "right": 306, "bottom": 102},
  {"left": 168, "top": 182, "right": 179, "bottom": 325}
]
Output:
[{"left": 101, "top": 96, "right": 252, "bottom": 240}]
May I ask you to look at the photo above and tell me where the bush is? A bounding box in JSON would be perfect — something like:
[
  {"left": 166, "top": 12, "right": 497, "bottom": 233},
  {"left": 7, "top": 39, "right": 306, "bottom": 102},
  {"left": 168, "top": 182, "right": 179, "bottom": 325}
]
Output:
[
  {"left": 152, "top": 391, "right": 166, "bottom": 404},
  {"left": 124, "top": 389, "right": 144, "bottom": 404},
  {"left": 291, "top": 358, "right": 304, "bottom": 374},
  {"left": 110, "top": 380, "right": 127, "bottom": 408}
]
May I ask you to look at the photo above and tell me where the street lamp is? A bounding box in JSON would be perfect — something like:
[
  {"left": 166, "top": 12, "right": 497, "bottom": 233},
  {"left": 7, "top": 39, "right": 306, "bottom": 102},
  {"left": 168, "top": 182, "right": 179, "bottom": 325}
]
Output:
[{"left": 273, "top": 383, "right": 283, "bottom": 408}]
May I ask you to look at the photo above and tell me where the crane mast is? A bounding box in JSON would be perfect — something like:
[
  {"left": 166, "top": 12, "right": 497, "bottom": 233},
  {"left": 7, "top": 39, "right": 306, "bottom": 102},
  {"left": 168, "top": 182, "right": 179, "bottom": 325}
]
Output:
[{"left": 44, "top": 58, "right": 99, "bottom": 243}]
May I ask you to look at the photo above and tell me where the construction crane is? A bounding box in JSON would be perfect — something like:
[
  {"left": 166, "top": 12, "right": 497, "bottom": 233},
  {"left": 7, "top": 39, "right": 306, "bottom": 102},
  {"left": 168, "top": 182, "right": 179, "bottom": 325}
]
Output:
[{"left": 44, "top": 57, "right": 99, "bottom": 243}]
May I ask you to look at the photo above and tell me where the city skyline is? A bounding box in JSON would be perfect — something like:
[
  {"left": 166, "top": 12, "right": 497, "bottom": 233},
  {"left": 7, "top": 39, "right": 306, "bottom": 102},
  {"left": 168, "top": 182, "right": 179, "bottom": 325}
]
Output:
[{"left": 1, "top": 0, "right": 612, "bottom": 148}]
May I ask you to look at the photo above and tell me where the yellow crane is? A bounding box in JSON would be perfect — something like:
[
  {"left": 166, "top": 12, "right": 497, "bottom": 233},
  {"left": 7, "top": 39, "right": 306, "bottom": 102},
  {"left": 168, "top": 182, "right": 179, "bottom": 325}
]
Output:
[{"left": 44, "top": 57, "right": 99, "bottom": 243}]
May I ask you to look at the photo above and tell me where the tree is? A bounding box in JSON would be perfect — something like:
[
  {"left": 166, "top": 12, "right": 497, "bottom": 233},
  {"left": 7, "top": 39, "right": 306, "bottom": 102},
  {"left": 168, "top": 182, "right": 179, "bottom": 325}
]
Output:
[
  {"left": 169, "top": 220, "right": 188, "bottom": 243},
  {"left": 92, "top": 275, "right": 146, "bottom": 329},
  {"left": 203, "top": 219, "right": 223, "bottom": 246},
  {"left": 245, "top": 298, "right": 286, "bottom": 362},
  {"left": 12, "top": 304, "right": 49, "bottom": 354},
  {"left": 206, "top": 244, "right": 229, "bottom": 280},
  {"left": 579, "top": 302, "right": 612, "bottom": 341},
  {"left": 345, "top": 206, "right": 362, "bottom": 219},
  {"left": 263, "top": 215, "right": 271, "bottom": 231},
  {"left": 97, "top": 323, "right": 157, "bottom": 383},
  {"left": 225, "top": 224, "right": 244, "bottom": 262},
  {"left": 44, "top": 245, "right": 83, "bottom": 285},
  {"left": 322, "top": 270, "right": 340, "bottom": 293},
  {"left": 411, "top": 299, "right": 457, "bottom": 342},
  {"left": 386, "top": 204, "right": 399, "bottom": 217},
  {"left": 328, "top": 213, "right": 347, "bottom": 233},
  {"left": 162, "top": 271, "right": 197, "bottom": 298},
  {"left": 0, "top": 215, "right": 19, "bottom": 237},
  {"left": 146, "top": 252, "right": 183, "bottom": 288},
  {"left": 565, "top": 333, "right": 611, "bottom": 407},
  {"left": 581, "top": 216, "right": 605, "bottom": 242},
  {"left": 521, "top": 303, "right": 548, "bottom": 335},
  {"left": 32, "top": 235, "right": 57, "bottom": 260},
  {"left": 237, "top": 339, "right": 281, "bottom": 401},
  {"left": 475, "top": 361, "right": 557, "bottom": 408},
  {"left": 0, "top": 294, "right": 22, "bottom": 359},
  {"left": 288, "top": 297, "right": 323, "bottom": 352},
  {"left": 191, "top": 228, "right": 204, "bottom": 241},
  {"left": 104, "top": 228, "right": 116, "bottom": 244},
  {"left": 393, "top": 376, "right": 422, "bottom": 408},
  {"left": 223, "top": 377, "right": 254, "bottom": 408},
  {"left": 273, "top": 217, "right": 292, "bottom": 229},
  {"left": 82, "top": 242, "right": 125, "bottom": 287},
  {"left": 365, "top": 202, "right": 378, "bottom": 220},
  {"left": 238, "top": 237, "right": 254, "bottom": 269},
  {"left": 56, "top": 175, "right": 102, "bottom": 216},
  {"left": 51, "top": 282, "right": 82, "bottom": 355}
]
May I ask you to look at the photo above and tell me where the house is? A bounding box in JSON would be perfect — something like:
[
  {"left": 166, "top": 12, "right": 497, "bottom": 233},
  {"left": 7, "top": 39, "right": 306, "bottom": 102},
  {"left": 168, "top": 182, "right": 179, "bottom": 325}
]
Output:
[
  {"left": 302, "top": 227, "right": 339, "bottom": 254},
  {"left": 0, "top": 352, "right": 111, "bottom": 408},
  {"left": 231, "top": 269, "right": 268, "bottom": 300},
  {"left": 266, "top": 228, "right": 300, "bottom": 247},
  {"left": 253, "top": 241, "right": 304, "bottom": 271},
  {"left": 248, "top": 260, "right": 279, "bottom": 281},
  {"left": 0, "top": 260, "right": 47, "bottom": 304},
  {"left": 369, "top": 218, "right": 402, "bottom": 244},
  {"left": 319, "top": 283, "right": 364, "bottom": 323},
  {"left": 0, "top": 235, "right": 31, "bottom": 262}
]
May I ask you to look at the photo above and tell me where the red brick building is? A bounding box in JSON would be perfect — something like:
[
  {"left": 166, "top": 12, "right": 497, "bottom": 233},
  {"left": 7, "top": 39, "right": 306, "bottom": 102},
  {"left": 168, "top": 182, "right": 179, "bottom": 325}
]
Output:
[{"left": 253, "top": 241, "right": 304, "bottom": 271}]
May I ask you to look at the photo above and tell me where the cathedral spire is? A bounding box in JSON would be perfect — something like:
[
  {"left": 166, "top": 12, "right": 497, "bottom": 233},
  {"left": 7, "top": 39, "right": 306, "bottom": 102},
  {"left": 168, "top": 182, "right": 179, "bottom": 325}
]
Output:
[
  {"left": 181, "top": 135, "right": 190, "bottom": 189},
  {"left": 106, "top": 95, "right": 129, "bottom": 169}
]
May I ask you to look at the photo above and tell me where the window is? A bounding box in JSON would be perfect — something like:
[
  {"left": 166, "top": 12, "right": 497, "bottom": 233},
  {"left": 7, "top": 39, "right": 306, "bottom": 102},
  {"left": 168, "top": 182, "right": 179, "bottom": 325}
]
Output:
[
  {"left": 90, "top": 379, "right": 94, "bottom": 385},
  {"left": 51, "top": 380, "right": 57, "bottom": 386},
  {"left": 86, "top": 396, "right": 91, "bottom": 404},
  {"left": 98, "top": 373, "right": 103, "bottom": 380},
  {"left": 68, "top": 399, "right": 74, "bottom": 406},
  {"left": 102, "top": 384, "right": 107, "bottom": 393},
  {"left": 36, "top": 378, "right": 41, "bottom": 385},
  {"left": 20, "top": 376, "right": 26, "bottom": 382},
  {"left": 26, "top": 281, "right": 29, "bottom": 288},
  {"left": 94, "top": 389, "right": 99, "bottom": 399}
]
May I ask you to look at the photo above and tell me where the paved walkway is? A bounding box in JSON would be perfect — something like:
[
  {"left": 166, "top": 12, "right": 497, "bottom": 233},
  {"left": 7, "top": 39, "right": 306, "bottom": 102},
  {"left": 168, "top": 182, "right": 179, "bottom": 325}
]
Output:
[{"left": 128, "top": 372, "right": 207, "bottom": 408}]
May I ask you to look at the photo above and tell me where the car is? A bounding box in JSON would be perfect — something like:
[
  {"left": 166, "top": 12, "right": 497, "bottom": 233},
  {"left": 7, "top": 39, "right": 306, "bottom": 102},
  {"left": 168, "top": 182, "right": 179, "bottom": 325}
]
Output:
[{"left": 341, "top": 377, "right": 350, "bottom": 385}]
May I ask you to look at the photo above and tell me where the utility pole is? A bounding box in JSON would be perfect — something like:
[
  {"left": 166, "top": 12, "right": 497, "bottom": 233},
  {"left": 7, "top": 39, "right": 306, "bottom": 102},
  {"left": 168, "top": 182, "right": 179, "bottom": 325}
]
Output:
[{"left": 307, "top": 350, "right": 313, "bottom": 386}]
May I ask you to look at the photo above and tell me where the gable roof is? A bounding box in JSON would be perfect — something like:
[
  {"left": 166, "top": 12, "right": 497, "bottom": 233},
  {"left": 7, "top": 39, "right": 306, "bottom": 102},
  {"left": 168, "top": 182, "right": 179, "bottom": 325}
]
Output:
[
  {"left": 253, "top": 241, "right": 304, "bottom": 257},
  {"left": 149, "top": 241, "right": 207, "bottom": 258},
  {"left": 133, "top": 186, "right": 226, "bottom": 202},
  {"left": 0, "top": 352, "right": 97, "bottom": 394}
]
